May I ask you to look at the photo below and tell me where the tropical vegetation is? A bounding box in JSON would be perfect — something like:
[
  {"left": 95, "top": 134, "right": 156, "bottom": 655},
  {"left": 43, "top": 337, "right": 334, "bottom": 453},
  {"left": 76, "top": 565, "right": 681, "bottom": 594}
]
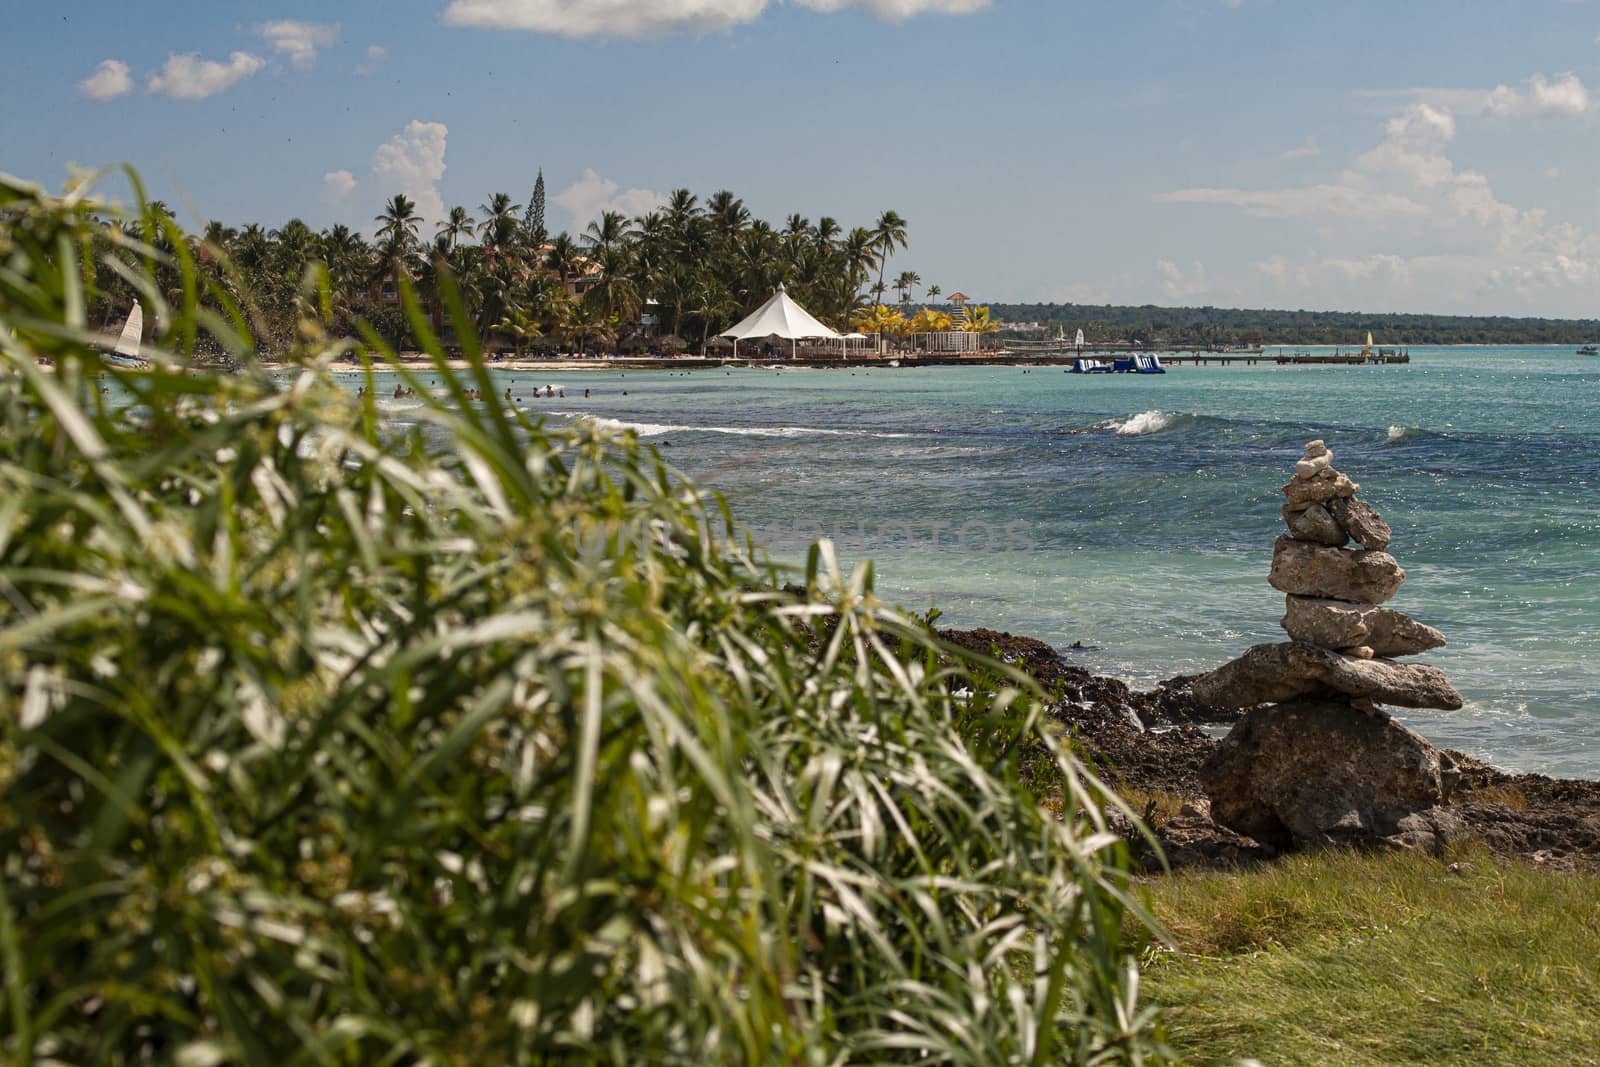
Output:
[
  {"left": 0, "top": 170, "right": 1167, "bottom": 1063},
  {"left": 71, "top": 167, "right": 939, "bottom": 359},
  {"left": 989, "top": 301, "right": 1600, "bottom": 347}
]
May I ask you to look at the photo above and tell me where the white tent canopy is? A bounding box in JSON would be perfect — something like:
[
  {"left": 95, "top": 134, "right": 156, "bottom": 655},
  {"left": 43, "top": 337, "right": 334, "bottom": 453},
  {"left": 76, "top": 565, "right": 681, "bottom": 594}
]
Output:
[{"left": 721, "top": 284, "right": 842, "bottom": 357}]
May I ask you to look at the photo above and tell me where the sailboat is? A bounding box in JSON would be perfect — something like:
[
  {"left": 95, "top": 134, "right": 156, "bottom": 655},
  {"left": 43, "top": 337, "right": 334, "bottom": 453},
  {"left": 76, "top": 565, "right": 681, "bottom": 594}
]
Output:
[
  {"left": 1075, "top": 328, "right": 1086, "bottom": 350},
  {"left": 108, "top": 301, "right": 148, "bottom": 367},
  {"left": 1360, "top": 331, "right": 1375, "bottom": 357}
]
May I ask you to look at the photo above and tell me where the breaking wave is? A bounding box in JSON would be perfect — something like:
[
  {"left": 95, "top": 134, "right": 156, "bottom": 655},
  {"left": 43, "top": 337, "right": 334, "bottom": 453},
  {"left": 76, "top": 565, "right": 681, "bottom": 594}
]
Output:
[
  {"left": 576, "top": 416, "right": 909, "bottom": 440},
  {"left": 1386, "top": 424, "right": 1426, "bottom": 444},
  {"left": 1097, "top": 410, "right": 1195, "bottom": 436}
]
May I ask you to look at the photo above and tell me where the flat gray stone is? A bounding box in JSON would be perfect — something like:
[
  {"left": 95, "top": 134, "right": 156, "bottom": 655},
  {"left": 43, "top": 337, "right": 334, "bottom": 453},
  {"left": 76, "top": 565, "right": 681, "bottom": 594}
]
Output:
[
  {"left": 1269, "top": 536, "right": 1405, "bottom": 604},
  {"left": 1189, "top": 641, "right": 1463, "bottom": 710},
  {"left": 1329, "top": 496, "right": 1392, "bottom": 552},
  {"left": 1365, "top": 608, "right": 1446, "bottom": 658},
  {"left": 1282, "top": 503, "right": 1347, "bottom": 546}
]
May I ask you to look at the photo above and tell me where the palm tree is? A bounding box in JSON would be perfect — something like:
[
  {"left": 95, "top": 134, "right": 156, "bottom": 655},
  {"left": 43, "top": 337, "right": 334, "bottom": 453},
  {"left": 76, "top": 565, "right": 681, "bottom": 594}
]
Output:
[
  {"left": 961, "top": 305, "right": 1001, "bottom": 351},
  {"left": 375, "top": 194, "right": 421, "bottom": 250},
  {"left": 202, "top": 220, "right": 238, "bottom": 251},
  {"left": 586, "top": 246, "right": 641, "bottom": 325},
  {"left": 840, "top": 227, "right": 878, "bottom": 299},
  {"left": 894, "top": 270, "right": 921, "bottom": 308},
  {"left": 870, "top": 210, "right": 908, "bottom": 310},
  {"left": 544, "top": 233, "right": 581, "bottom": 288},
  {"left": 478, "top": 193, "right": 521, "bottom": 253},
  {"left": 851, "top": 304, "right": 905, "bottom": 356},
  {"left": 583, "top": 211, "right": 634, "bottom": 257},
  {"left": 926, "top": 284, "right": 942, "bottom": 304},
  {"left": 437, "top": 206, "right": 476, "bottom": 251}
]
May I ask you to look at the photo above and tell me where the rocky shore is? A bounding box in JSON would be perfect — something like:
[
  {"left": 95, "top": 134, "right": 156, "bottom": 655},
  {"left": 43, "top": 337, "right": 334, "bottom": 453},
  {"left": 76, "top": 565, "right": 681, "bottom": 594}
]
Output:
[
  {"left": 941, "top": 624, "right": 1600, "bottom": 871},
  {"left": 940, "top": 440, "right": 1600, "bottom": 872}
]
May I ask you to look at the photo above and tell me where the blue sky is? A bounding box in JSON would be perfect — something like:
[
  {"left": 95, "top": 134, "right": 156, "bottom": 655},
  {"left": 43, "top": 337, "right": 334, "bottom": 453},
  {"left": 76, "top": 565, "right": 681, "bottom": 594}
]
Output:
[{"left": 5, "top": 0, "right": 1600, "bottom": 316}]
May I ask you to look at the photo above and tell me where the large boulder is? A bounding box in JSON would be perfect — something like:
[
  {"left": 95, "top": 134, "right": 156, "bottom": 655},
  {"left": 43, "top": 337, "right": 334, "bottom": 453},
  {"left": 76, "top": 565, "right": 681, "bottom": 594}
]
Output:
[
  {"left": 1189, "top": 642, "right": 1463, "bottom": 710},
  {"left": 1329, "top": 496, "right": 1392, "bottom": 552},
  {"left": 1268, "top": 536, "right": 1405, "bottom": 604},
  {"left": 1200, "top": 697, "right": 1459, "bottom": 849},
  {"left": 1281, "top": 503, "right": 1347, "bottom": 546},
  {"left": 1281, "top": 596, "right": 1446, "bottom": 657}
]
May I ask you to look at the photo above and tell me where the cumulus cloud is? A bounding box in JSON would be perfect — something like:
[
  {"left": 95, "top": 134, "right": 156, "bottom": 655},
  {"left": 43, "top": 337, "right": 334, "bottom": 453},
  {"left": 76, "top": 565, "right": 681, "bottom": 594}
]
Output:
[
  {"left": 1155, "top": 92, "right": 1600, "bottom": 314},
  {"left": 322, "top": 121, "right": 451, "bottom": 231},
  {"left": 553, "top": 169, "right": 667, "bottom": 228},
  {"left": 322, "top": 170, "right": 359, "bottom": 201},
  {"left": 79, "top": 59, "right": 132, "bottom": 101},
  {"left": 147, "top": 51, "right": 266, "bottom": 99},
  {"left": 370, "top": 120, "right": 451, "bottom": 227},
  {"left": 255, "top": 21, "right": 340, "bottom": 70},
  {"left": 441, "top": 0, "right": 986, "bottom": 37}
]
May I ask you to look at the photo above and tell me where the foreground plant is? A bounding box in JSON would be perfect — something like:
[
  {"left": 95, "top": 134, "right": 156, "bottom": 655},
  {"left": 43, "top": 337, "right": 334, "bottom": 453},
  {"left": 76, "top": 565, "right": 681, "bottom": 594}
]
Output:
[{"left": 0, "top": 171, "right": 1166, "bottom": 1065}]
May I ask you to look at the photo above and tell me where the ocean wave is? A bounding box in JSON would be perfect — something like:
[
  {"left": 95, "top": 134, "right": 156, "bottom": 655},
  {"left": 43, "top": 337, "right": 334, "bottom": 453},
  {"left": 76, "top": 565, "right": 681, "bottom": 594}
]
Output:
[
  {"left": 1098, "top": 410, "right": 1194, "bottom": 436},
  {"left": 577, "top": 416, "right": 902, "bottom": 439},
  {"left": 1386, "top": 424, "right": 1427, "bottom": 443}
]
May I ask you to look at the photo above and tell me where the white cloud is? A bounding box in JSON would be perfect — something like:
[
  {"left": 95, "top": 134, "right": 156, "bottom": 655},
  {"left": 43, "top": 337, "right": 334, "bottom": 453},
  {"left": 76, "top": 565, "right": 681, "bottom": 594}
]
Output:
[
  {"left": 1280, "top": 136, "right": 1321, "bottom": 161},
  {"left": 370, "top": 120, "right": 450, "bottom": 227},
  {"left": 356, "top": 45, "right": 387, "bottom": 76},
  {"left": 255, "top": 21, "right": 340, "bottom": 71},
  {"left": 441, "top": 0, "right": 987, "bottom": 37},
  {"left": 1366, "top": 73, "right": 1595, "bottom": 119},
  {"left": 553, "top": 169, "right": 666, "bottom": 228},
  {"left": 323, "top": 121, "right": 451, "bottom": 231},
  {"left": 79, "top": 59, "right": 132, "bottom": 101},
  {"left": 322, "top": 170, "right": 359, "bottom": 201},
  {"left": 442, "top": 0, "right": 766, "bottom": 37},
  {"left": 792, "top": 0, "right": 991, "bottom": 18},
  {"left": 147, "top": 51, "right": 266, "bottom": 100},
  {"left": 1155, "top": 184, "right": 1430, "bottom": 223},
  {"left": 1155, "top": 93, "right": 1600, "bottom": 314}
]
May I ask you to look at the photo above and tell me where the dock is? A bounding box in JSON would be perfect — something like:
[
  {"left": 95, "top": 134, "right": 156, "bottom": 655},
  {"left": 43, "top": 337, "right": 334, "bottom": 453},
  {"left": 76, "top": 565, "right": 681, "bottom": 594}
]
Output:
[{"left": 1163, "top": 350, "right": 1410, "bottom": 366}]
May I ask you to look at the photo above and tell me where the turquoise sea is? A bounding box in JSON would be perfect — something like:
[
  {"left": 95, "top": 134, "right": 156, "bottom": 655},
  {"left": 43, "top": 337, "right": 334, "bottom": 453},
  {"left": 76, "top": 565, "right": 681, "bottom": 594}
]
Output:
[{"left": 370, "top": 346, "right": 1600, "bottom": 778}]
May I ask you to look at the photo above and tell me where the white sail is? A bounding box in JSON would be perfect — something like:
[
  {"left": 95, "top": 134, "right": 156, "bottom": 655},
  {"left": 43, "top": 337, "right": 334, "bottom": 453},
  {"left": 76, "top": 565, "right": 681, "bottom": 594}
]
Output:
[
  {"left": 1366, "top": 331, "right": 1374, "bottom": 348},
  {"left": 1075, "top": 328, "right": 1085, "bottom": 347},
  {"left": 113, "top": 301, "right": 143, "bottom": 359}
]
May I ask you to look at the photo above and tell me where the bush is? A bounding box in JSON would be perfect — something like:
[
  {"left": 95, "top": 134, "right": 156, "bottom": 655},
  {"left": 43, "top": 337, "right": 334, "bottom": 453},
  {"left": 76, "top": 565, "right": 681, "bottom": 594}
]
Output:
[{"left": 0, "top": 171, "right": 1166, "bottom": 1065}]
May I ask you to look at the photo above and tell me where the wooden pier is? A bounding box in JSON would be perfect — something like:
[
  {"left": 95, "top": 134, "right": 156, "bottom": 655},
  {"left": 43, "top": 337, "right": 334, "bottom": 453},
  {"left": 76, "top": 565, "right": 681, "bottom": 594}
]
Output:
[{"left": 1162, "top": 351, "right": 1410, "bottom": 366}]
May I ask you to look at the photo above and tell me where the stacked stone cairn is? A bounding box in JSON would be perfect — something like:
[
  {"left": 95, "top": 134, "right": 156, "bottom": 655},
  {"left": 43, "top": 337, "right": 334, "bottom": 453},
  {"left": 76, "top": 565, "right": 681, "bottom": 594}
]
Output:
[{"left": 1192, "top": 441, "right": 1465, "bottom": 851}]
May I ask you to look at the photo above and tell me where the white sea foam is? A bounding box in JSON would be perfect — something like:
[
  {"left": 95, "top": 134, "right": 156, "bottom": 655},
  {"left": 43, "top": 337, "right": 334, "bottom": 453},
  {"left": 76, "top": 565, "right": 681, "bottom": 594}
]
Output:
[
  {"left": 1387, "top": 424, "right": 1422, "bottom": 443},
  {"left": 578, "top": 416, "right": 888, "bottom": 439},
  {"left": 1103, "top": 410, "right": 1178, "bottom": 435}
]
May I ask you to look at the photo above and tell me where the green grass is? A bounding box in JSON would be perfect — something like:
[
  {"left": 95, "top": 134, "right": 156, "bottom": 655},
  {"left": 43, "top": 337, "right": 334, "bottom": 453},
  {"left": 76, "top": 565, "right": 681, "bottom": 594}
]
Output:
[{"left": 1140, "top": 847, "right": 1600, "bottom": 1066}]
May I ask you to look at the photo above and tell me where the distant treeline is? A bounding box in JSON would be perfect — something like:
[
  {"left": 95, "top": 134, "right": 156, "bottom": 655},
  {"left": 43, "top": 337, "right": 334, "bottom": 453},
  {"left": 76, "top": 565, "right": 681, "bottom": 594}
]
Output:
[{"left": 985, "top": 303, "right": 1600, "bottom": 346}]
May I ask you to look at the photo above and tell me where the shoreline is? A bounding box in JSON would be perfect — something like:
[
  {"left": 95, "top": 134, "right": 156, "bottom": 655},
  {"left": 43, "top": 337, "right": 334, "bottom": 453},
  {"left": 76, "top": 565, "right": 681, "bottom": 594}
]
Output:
[
  {"left": 258, "top": 342, "right": 1594, "bottom": 376},
  {"left": 939, "top": 625, "right": 1600, "bottom": 872}
]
